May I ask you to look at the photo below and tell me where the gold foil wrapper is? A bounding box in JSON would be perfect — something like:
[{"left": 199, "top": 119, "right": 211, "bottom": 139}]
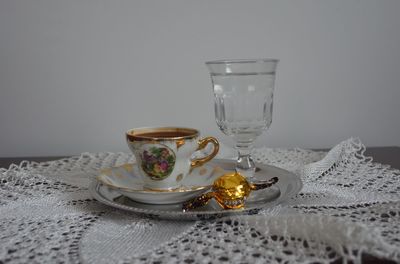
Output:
[{"left": 183, "top": 172, "right": 278, "bottom": 211}]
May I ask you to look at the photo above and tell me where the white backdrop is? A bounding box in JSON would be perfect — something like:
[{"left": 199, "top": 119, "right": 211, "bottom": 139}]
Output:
[{"left": 1, "top": 0, "right": 399, "bottom": 157}]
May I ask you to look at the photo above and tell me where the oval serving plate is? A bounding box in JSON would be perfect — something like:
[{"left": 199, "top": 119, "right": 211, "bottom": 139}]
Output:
[{"left": 91, "top": 159, "right": 302, "bottom": 220}]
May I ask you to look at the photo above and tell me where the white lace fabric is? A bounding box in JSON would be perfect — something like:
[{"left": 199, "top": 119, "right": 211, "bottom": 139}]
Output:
[{"left": 1, "top": 138, "right": 399, "bottom": 263}]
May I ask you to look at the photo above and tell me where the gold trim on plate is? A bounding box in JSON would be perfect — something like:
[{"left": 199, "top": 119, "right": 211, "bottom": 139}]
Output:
[{"left": 96, "top": 163, "right": 212, "bottom": 193}]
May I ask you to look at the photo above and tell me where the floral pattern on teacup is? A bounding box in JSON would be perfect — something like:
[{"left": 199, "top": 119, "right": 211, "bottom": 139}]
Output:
[{"left": 140, "top": 145, "right": 176, "bottom": 180}]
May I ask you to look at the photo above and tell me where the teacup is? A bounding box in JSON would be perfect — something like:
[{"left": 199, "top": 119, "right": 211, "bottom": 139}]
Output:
[{"left": 126, "top": 127, "right": 219, "bottom": 190}]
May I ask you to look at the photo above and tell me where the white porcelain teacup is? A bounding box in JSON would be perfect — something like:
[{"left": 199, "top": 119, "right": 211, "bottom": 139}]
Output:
[{"left": 126, "top": 127, "right": 219, "bottom": 190}]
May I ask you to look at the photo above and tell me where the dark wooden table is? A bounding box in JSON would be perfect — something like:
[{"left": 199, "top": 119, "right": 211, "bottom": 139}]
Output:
[{"left": 0, "top": 147, "right": 398, "bottom": 264}]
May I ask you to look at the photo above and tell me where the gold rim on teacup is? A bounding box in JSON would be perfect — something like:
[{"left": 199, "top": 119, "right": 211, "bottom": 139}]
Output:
[{"left": 126, "top": 127, "right": 199, "bottom": 142}]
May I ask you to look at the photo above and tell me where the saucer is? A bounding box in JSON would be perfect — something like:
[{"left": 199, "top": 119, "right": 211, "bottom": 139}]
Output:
[
  {"left": 91, "top": 159, "right": 303, "bottom": 220},
  {"left": 96, "top": 163, "right": 225, "bottom": 204}
]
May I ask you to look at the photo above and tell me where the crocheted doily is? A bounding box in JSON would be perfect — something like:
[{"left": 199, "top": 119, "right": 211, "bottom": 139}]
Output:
[{"left": 0, "top": 138, "right": 399, "bottom": 263}]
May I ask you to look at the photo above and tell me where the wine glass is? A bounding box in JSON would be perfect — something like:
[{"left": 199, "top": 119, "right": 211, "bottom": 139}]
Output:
[{"left": 206, "top": 59, "right": 278, "bottom": 178}]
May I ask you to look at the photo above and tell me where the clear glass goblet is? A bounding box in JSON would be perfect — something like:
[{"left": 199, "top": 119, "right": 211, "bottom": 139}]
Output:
[{"left": 206, "top": 59, "right": 278, "bottom": 178}]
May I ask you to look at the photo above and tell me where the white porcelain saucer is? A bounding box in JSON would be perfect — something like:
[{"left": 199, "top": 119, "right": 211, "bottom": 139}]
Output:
[
  {"left": 96, "top": 163, "right": 225, "bottom": 204},
  {"left": 91, "top": 159, "right": 303, "bottom": 220}
]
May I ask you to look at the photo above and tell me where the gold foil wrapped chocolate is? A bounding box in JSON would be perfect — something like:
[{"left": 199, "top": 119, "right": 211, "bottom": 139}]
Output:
[{"left": 182, "top": 172, "right": 278, "bottom": 211}]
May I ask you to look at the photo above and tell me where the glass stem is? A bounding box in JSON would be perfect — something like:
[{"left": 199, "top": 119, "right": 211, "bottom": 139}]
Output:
[{"left": 235, "top": 142, "right": 255, "bottom": 179}]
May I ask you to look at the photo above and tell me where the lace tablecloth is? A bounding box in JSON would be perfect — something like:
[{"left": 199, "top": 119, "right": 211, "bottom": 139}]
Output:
[{"left": 1, "top": 138, "right": 399, "bottom": 263}]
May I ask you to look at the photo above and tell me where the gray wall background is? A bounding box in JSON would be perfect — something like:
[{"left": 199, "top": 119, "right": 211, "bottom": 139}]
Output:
[{"left": 1, "top": 0, "right": 399, "bottom": 157}]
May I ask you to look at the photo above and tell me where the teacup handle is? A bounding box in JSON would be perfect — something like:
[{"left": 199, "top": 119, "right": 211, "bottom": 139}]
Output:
[{"left": 191, "top": 137, "right": 219, "bottom": 169}]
